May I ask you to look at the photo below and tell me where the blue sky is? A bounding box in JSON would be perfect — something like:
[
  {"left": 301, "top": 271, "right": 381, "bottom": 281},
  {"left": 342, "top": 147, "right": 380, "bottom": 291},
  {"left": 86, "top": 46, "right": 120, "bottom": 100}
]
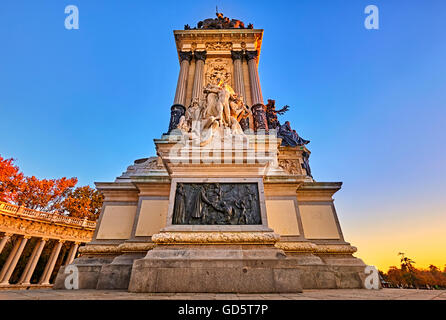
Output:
[{"left": 1, "top": 1, "right": 445, "bottom": 268}]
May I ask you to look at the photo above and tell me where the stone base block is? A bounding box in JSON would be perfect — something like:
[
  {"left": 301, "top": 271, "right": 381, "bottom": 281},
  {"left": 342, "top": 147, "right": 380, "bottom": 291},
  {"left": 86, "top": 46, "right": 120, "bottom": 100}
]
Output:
[
  {"left": 53, "top": 255, "right": 116, "bottom": 290},
  {"left": 96, "top": 253, "right": 145, "bottom": 290},
  {"left": 128, "top": 245, "right": 303, "bottom": 293}
]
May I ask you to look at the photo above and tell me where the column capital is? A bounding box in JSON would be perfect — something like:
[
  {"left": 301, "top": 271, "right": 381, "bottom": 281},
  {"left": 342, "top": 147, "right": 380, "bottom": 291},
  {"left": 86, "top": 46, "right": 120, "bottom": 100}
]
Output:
[
  {"left": 231, "top": 50, "right": 244, "bottom": 61},
  {"left": 23, "top": 235, "right": 32, "bottom": 239},
  {"left": 4, "top": 233, "right": 13, "bottom": 238},
  {"left": 245, "top": 50, "right": 258, "bottom": 61},
  {"left": 58, "top": 239, "right": 66, "bottom": 244},
  {"left": 41, "top": 238, "right": 50, "bottom": 241},
  {"left": 194, "top": 50, "right": 207, "bottom": 62},
  {"left": 179, "top": 51, "right": 193, "bottom": 62}
]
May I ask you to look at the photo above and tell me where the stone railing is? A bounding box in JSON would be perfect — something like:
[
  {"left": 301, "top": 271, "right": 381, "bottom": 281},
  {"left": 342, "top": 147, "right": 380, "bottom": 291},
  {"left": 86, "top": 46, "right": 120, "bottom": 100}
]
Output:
[
  {"left": 0, "top": 201, "right": 96, "bottom": 229},
  {"left": 0, "top": 201, "right": 97, "bottom": 289}
]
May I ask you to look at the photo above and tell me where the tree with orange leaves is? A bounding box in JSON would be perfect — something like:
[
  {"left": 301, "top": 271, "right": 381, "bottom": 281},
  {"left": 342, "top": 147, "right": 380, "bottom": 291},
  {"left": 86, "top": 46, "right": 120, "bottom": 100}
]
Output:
[
  {"left": 0, "top": 154, "right": 103, "bottom": 220},
  {"left": 0, "top": 156, "right": 24, "bottom": 203},
  {"left": 62, "top": 186, "right": 104, "bottom": 220}
]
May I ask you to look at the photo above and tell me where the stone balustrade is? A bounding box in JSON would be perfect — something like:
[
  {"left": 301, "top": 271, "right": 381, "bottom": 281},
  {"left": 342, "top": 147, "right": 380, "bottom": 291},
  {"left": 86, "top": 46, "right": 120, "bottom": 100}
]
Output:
[{"left": 0, "top": 201, "right": 96, "bottom": 289}]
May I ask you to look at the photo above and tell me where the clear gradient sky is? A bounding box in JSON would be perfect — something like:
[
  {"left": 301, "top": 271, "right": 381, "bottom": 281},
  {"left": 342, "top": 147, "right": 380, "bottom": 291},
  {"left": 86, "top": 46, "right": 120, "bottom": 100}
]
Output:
[{"left": 1, "top": 1, "right": 445, "bottom": 270}]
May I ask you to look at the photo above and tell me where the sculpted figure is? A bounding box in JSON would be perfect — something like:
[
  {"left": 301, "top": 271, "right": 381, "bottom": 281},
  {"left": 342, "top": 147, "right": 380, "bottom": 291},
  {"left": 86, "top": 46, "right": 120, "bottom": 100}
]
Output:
[
  {"left": 172, "top": 183, "right": 186, "bottom": 224},
  {"left": 301, "top": 151, "right": 313, "bottom": 178},
  {"left": 266, "top": 99, "right": 289, "bottom": 130},
  {"left": 191, "top": 185, "right": 213, "bottom": 220},
  {"left": 278, "top": 121, "right": 310, "bottom": 147}
]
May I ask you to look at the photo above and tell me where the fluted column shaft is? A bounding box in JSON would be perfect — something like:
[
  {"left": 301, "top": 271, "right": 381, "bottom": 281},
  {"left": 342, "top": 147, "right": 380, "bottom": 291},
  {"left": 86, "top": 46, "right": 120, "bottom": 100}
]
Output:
[
  {"left": 0, "top": 236, "right": 30, "bottom": 285},
  {"left": 232, "top": 51, "right": 249, "bottom": 131},
  {"left": 65, "top": 242, "right": 80, "bottom": 265},
  {"left": 173, "top": 51, "right": 193, "bottom": 106},
  {"left": 0, "top": 233, "right": 12, "bottom": 255},
  {"left": 246, "top": 51, "right": 263, "bottom": 106},
  {"left": 18, "top": 238, "right": 47, "bottom": 285},
  {"left": 166, "top": 51, "right": 192, "bottom": 134},
  {"left": 231, "top": 51, "right": 247, "bottom": 101},
  {"left": 246, "top": 51, "right": 268, "bottom": 131},
  {"left": 191, "top": 51, "right": 206, "bottom": 103},
  {"left": 39, "top": 240, "right": 64, "bottom": 285}
]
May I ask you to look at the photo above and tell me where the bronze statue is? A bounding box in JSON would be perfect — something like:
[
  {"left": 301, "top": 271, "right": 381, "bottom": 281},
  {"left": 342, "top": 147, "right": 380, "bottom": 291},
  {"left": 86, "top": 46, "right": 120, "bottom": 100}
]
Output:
[
  {"left": 301, "top": 151, "right": 313, "bottom": 178},
  {"left": 265, "top": 99, "right": 289, "bottom": 130},
  {"left": 172, "top": 183, "right": 187, "bottom": 224},
  {"left": 188, "top": 11, "right": 252, "bottom": 30},
  {"left": 278, "top": 121, "right": 310, "bottom": 147}
]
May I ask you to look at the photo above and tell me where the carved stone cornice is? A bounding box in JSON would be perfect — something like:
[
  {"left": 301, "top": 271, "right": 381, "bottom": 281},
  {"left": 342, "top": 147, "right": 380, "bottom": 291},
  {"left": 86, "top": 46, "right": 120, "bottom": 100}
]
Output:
[
  {"left": 152, "top": 232, "right": 280, "bottom": 244},
  {"left": 179, "top": 51, "right": 193, "bottom": 62},
  {"left": 194, "top": 50, "right": 207, "bottom": 61},
  {"left": 0, "top": 213, "right": 94, "bottom": 243},
  {"left": 231, "top": 50, "right": 244, "bottom": 61},
  {"left": 245, "top": 50, "right": 258, "bottom": 61}
]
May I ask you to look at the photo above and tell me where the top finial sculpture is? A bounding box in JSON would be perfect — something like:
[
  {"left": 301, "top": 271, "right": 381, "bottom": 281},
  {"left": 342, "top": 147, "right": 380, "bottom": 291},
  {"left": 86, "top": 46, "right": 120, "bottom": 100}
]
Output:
[{"left": 184, "top": 11, "right": 253, "bottom": 30}]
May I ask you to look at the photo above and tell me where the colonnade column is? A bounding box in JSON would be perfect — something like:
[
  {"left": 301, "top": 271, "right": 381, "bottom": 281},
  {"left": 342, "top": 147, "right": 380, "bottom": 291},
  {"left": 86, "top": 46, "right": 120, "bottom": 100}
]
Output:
[
  {"left": 246, "top": 50, "right": 268, "bottom": 132},
  {"left": 167, "top": 51, "right": 193, "bottom": 134},
  {"left": 231, "top": 50, "right": 249, "bottom": 131},
  {"left": 0, "top": 233, "right": 12, "bottom": 254},
  {"left": 65, "top": 242, "right": 80, "bottom": 266},
  {"left": 191, "top": 51, "right": 207, "bottom": 103},
  {"left": 39, "top": 240, "right": 64, "bottom": 285},
  {"left": 0, "top": 235, "right": 30, "bottom": 285},
  {"left": 18, "top": 238, "right": 47, "bottom": 285}
]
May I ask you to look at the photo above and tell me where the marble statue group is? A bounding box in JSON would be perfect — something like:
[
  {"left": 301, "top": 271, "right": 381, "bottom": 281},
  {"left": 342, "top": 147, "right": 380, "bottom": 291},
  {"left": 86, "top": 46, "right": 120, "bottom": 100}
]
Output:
[{"left": 177, "top": 80, "right": 250, "bottom": 146}]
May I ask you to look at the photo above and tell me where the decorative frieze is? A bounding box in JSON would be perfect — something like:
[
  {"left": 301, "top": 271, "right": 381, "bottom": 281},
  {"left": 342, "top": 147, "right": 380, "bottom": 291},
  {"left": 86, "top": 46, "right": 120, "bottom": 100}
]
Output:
[{"left": 152, "top": 232, "right": 280, "bottom": 244}]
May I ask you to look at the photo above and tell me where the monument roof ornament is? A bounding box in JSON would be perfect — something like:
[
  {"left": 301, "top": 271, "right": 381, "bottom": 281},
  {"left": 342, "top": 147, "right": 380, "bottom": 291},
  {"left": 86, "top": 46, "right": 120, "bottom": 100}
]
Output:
[{"left": 184, "top": 9, "right": 253, "bottom": 30}]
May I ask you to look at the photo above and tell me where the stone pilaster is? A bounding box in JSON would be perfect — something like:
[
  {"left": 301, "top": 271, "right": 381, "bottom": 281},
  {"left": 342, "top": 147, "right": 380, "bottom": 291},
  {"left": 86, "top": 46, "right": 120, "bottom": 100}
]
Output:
[
  {"left": 167, "top": 51, "right": 192, "bottom": 134},
  {"left": 18, "top": 238, "right": 47, "bottom": 285},
  {"left": 0, "top": 236, "right": 30, "bottom": 285},
  {"left": 246, "top": 50, "right": 268, "bottom": 131},
  {"left": 191, "top": 51, "right": 207, "bottom": 103}
]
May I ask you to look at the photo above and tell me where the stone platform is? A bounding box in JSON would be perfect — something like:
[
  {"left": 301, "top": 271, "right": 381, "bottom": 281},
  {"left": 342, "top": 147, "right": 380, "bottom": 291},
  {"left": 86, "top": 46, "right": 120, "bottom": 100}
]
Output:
[{"left": 1, "top": 289, "right": 445, "bottom": 300}]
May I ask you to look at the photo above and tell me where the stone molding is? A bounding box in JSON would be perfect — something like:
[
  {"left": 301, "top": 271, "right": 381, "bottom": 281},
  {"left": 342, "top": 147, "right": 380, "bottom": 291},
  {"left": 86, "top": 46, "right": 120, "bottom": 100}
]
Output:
[
  {"left": 78, "top": 245, "right": 121, "bottom": 255},
  {"left": 275, "top": 242, "right": 357, "bottom": 254},
  {"left": 78, "top": 243, "right": 156, "bottom": 255},
  {"left": 152, "top": 232, "right": 280, "bottom": 244}
]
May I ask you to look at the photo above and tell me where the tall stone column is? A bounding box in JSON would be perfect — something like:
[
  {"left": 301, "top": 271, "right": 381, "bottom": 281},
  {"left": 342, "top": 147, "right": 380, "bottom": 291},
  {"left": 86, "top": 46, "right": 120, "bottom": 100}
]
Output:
[
  {"left": 231, "top": 50, "right": 249, "bottom": 131},
  {"left": 0, "top": 235, "right": 30, "bottom": 285},
  {"left": 0, "top": 233, "right": 12, "bottom": 255},
  {"left": 65, "top": 242, "right": 80, "bottom": 266},
  {"left": 246, "top": 50, "right": 268, "bottom": 132},
  {"left": 191, "top": 51, "right": 207, "bottom": 103},
  {"left": 18, "top": 238, "right": 47, "bottom": 285},
  {"left": 39, "top": 240, "right": 64, "bottom": 285},
  {"left": 167, "top": 51, "right": 193, "bottom": 134}
]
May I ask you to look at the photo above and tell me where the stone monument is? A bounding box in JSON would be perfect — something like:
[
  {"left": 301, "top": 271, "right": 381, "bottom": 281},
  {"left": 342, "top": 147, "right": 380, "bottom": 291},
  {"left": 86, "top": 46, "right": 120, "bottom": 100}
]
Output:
[{"left": 55, "top": 12, "right": 367, "bottom": 292}]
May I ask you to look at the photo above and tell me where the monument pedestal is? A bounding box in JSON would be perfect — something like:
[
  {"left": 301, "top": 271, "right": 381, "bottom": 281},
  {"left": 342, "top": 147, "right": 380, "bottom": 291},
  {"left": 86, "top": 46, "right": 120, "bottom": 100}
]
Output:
[{"left": 128, "top": 232, "right": 303, "bottom": 293}]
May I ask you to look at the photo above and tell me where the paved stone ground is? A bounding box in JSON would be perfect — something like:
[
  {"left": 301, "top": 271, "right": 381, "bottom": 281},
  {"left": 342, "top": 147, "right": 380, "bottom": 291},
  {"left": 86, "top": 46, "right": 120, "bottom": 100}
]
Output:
[{"left": 0, "top": 289, "right": 445, "bottom": 300}]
